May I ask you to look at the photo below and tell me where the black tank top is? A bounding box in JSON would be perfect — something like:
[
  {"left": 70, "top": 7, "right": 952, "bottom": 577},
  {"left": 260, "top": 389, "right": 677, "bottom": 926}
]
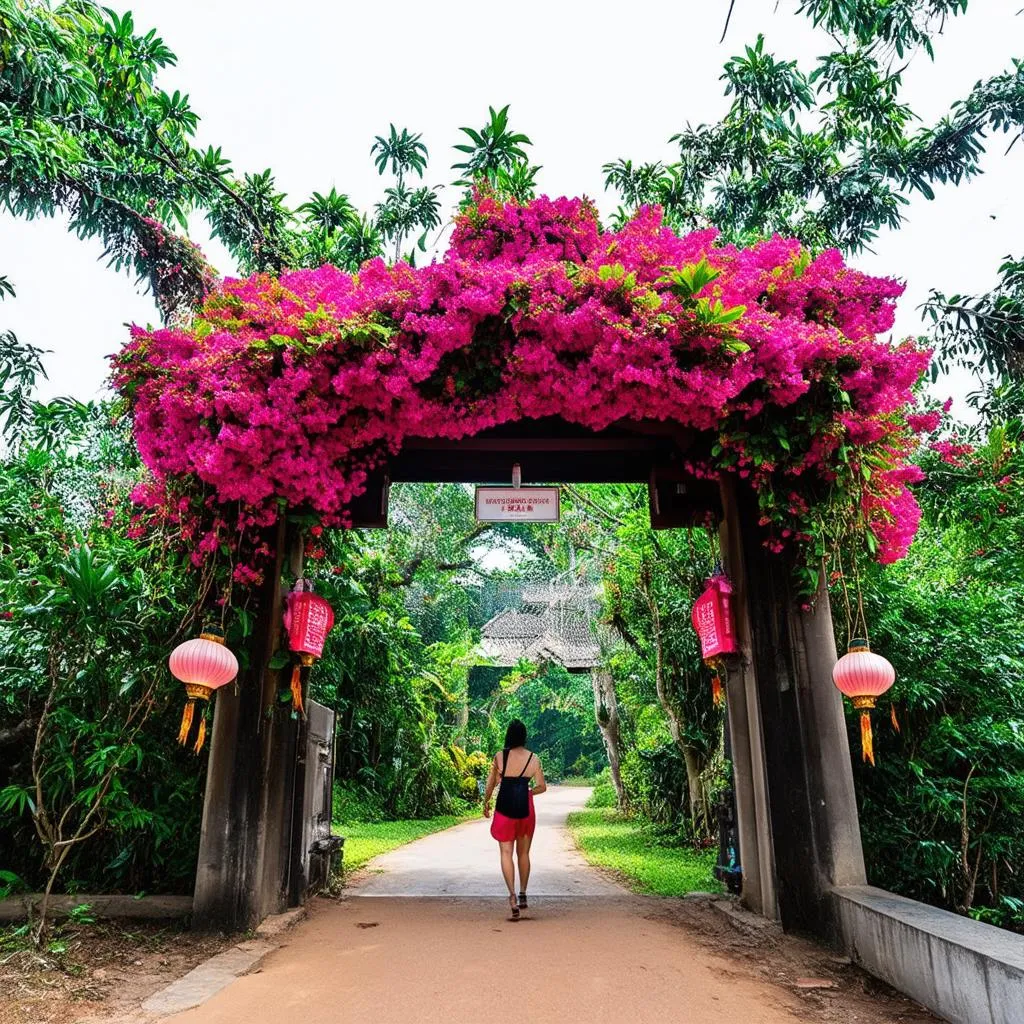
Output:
[{"left": 495, "top": 749, "right": 533, "bottom": 819}]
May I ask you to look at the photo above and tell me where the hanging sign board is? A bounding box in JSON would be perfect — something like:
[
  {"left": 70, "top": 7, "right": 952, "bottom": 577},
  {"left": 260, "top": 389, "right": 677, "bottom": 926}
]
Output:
[{"left": 475, "top": 486, "right": 560, "bottom": 522}]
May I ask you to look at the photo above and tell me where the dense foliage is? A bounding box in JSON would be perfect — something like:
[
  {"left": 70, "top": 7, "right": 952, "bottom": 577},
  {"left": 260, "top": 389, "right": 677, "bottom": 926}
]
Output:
[
  {"left": 475, "top": 662, "right": 606, "bottom": 782},
  {"left": 537, "top": 485, "right": 726, "bottom": 837},
  {"left": 852, "top": 421, "right": 1024, "bottom": 931},
  {"left": 0, "top": 408, "right": 206, "bottom": 901}
]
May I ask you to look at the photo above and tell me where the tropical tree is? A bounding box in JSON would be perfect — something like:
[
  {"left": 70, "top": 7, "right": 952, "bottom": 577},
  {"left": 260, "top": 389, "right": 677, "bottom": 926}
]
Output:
[
  {"left": 789, "top": 0, "right": 969, "bottom": 56},
  {"left": 0, "top": 0, "right": 385, "bottom": 314},
  {"left": 452, "top": 104, "right": 534, "bottom": 185},
  {"left": 333, "top": 214, "right": 386, "bottom": 272},
  {"left": 375, "top": 183, "right": 443, "bottom": 263},
  {"left": 0, "top": 0, "right": 224, "bottom": 315},
  {"left": 604, "top": 23, "right": 1024, "bottom": 253},
  {"left": 533, "top": 485, "right": 725, "bottom": 836},
  {"left": 924, "top": 255, "right": 1024, "bottom": 398},
  {"left": 371, "top": 124, "right": 429, "bottom": 183},
  {"left": 369, "top": 125, "right": 442, "bottom": 262}
]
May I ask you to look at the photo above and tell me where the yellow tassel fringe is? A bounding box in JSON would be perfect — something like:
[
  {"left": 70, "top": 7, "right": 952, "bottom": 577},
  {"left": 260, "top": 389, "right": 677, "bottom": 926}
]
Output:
[
  {"left": 860, "top": 711, "right": 875, "bottom": 767},
  {"left": 193, "top": 715, "right": 207, "bottom": 754},
  {"left": 290, "top": 663, "right": 304, "bottom": 715},
  {"left": 177, "top": 701, "right": 194, "bottom": 746}
]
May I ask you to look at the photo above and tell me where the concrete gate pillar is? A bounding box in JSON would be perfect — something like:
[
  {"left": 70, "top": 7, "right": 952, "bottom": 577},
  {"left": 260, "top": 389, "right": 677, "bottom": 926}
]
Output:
[
  {"left": 719, "top": 476, "right": 866, "bottom": 937},
  {"left": 192, "top": 522, "right": 302, "bottom": 931}
]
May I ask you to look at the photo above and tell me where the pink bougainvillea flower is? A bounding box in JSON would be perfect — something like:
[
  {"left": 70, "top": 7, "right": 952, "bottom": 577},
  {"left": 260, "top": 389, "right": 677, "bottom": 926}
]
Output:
[{"left": 112, "top": 193, "right": 933, "bottom": 579}]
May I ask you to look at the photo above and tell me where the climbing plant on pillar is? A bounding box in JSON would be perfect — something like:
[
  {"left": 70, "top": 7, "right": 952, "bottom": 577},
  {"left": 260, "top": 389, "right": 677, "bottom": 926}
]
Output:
[{"left": 112, "top": 192, "right": 935, "bottom": 596}]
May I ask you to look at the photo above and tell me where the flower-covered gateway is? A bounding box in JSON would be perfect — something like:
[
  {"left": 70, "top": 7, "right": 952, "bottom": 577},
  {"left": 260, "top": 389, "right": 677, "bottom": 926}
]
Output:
[{"left": 112, "top": 194, "right": 932, "bottom": 588}]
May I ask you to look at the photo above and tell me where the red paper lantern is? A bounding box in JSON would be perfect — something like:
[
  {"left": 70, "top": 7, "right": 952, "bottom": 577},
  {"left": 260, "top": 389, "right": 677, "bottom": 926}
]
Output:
[
  {"left": 692, "top": 575, "right": 738, "bottom": 662},
  {"left": 169, "top": 632, "right": 238, "bottom": 753},
  {"left": 832, "top": 638, "right": 895, "bottom": 766},
  {"left": 692, "top": 575, "right": 737, "bottom": 705},
  {"left": 283, "top": 580, "right": 335, "bottom": 714}
]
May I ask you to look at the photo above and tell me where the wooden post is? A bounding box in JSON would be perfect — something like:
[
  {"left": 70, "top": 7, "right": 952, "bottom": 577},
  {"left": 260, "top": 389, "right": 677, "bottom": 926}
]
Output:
[
  {"left": 728, "top": 481, "right": 867, "bottom": 937},
  {"left": 192, "top": 520, "right": 299, "bottom": 931}
]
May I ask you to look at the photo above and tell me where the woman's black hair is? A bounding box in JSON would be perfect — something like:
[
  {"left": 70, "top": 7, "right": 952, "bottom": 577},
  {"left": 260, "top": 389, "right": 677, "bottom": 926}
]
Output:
[{"left": 503, "top": 719, "right": 527, "bottom": 750}]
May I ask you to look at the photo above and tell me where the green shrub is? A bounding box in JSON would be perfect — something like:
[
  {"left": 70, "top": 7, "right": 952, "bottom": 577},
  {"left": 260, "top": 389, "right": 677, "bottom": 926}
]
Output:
[
  {"left": 588, "top": 783, "right": 618, "bottom": 808},
  {"left": 620, "top": 743, "right": 690, "bottom": 826},
  {"left": 333, "top": 783, "right": 389, "bottom": 825},
  {"left": 0, "top": 439, "right": 208, "bottom": 896}
]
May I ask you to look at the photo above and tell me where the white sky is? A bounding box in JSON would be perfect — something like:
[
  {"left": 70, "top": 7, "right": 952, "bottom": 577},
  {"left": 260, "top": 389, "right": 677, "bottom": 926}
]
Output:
[{"left": 2, "top": 0, "right": 1022, "bottom": 412}]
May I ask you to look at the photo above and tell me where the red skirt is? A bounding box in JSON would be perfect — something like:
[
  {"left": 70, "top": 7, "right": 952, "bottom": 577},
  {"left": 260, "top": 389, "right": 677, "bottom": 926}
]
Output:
[{"left": 490, "top": 794, "right": 536, "bottom": 842}]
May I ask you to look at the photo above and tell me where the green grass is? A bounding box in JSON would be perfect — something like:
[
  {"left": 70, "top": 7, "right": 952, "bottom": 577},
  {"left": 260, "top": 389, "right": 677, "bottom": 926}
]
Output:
[
  {"left": 334, "top": 814, "right": 473, "bottom": 874},
  {"left": 567, "top": 807, "right": 723, "bottom": 897}
]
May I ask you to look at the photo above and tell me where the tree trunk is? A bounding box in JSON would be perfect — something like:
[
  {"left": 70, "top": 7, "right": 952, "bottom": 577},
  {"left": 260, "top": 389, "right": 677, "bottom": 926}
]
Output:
[
  {"left": 591, "top": 668, "right": 626, "bottom": 809},
  {"left": 645, "top": 588, "right": 712, "bottom": 836},
  {"left": 456, "top": 686, "right": 469, "bottom": 745},
  {"left": 658, "top": 672, "right": 710, "bottom": 835}
]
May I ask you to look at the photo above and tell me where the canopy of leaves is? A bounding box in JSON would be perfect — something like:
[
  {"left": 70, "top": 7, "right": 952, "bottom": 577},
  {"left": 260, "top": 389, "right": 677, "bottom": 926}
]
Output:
[
  {"left": 924, "top": 256, "right": 1024, "bottom": 383},
  {"left": 603, "top": 28, "right": 1024, "bottom": 253}
]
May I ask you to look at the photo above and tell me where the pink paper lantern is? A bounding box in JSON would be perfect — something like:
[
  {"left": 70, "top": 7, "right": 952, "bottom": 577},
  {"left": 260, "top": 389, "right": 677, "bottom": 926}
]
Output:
[
  {"left": 832, "top": 639, "right": 895, "bottom": 766},
  {"left": 169, "top": 633, "right": 238, "bottom": 753}
]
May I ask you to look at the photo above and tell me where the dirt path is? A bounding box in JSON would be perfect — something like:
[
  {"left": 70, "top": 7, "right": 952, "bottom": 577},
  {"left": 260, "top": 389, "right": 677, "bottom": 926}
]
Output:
[
  {"left": 159, "top": 786, "right": 934, "bottom": 1024},
  {"left": 166, "top": 896, "right": 810, "bottom": 1024}
]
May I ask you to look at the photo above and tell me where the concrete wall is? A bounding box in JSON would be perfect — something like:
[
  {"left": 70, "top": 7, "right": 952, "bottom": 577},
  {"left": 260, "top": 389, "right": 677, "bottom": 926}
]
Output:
[{"left": 834, "top": 885, "right": 1024, "bottom": 1024}]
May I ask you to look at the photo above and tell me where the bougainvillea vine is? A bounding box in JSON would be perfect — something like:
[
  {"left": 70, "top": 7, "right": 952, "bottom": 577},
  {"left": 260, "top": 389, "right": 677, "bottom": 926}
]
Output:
[{"left": 112, "top": 193, "right": 936, "bottom": 590}]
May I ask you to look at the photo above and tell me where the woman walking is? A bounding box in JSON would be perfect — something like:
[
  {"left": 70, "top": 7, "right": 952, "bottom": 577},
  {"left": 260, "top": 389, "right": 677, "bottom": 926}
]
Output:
[{"left": 482, "top": 719, "right": 547, "bottom": 920}]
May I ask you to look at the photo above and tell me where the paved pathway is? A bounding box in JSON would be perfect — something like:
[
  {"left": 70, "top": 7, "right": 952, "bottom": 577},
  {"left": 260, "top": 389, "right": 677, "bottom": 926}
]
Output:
[
  {"left": 161, "top": 787, "right": 815, "bottom": 1024},
  {"left": 351, "top": 785, "right": 620, "bottom": 896}
]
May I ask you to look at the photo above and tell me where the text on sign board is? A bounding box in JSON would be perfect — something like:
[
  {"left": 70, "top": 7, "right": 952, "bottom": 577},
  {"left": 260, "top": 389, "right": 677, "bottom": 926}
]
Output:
[{"left": 474, "top": 486, "right": 561, "bottom": 522}]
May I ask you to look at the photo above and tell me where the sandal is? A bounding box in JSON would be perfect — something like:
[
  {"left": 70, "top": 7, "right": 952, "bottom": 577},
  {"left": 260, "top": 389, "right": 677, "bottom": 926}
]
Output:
[
  {"left": 518, "top": 891, "right": 528, "bottom": 911},
  {"left": 508, "top": 894, "right": 520, "bottom": 921}
]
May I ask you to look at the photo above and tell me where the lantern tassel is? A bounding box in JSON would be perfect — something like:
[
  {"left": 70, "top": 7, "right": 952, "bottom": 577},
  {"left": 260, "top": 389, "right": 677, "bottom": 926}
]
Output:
[
  {"left": 177, "top": 700, "right": 194, "bottom": 746},
  {"left": 890, "top": 703, "right": 901, "bottom": 734},
  {"left": 711, "top": 673, "right": 724, "bottom": 708},
  {"left": 860, "top": 710, "right": 875, "bottom": 766},
  {"left": 193, "top": 714, "right": 207, "bottom": 754},
  {"left": 290, "top": 663, "right": 304, "bottom": 715}
]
